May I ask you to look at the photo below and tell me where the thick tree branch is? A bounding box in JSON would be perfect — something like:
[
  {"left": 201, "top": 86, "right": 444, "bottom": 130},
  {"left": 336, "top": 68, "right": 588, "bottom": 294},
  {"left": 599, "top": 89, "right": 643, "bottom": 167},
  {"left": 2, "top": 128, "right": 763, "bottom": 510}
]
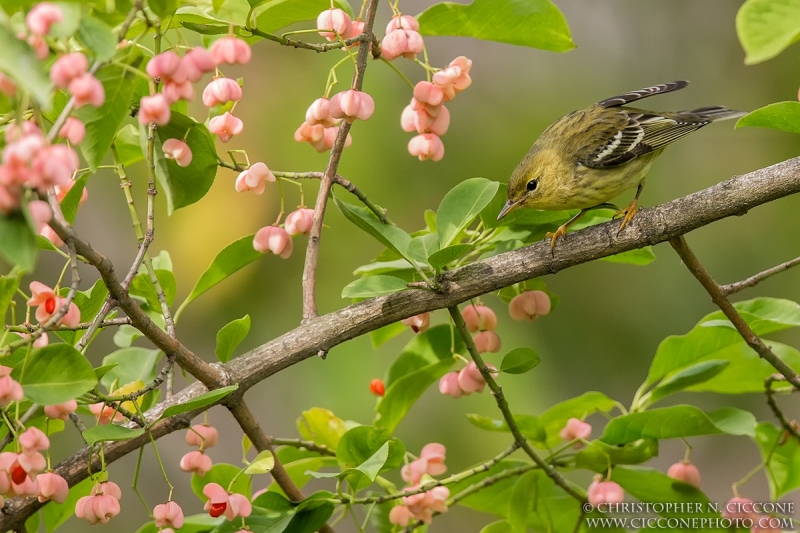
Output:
[{"left": 4, "top": 157, "right": 800, "bottom": 528}]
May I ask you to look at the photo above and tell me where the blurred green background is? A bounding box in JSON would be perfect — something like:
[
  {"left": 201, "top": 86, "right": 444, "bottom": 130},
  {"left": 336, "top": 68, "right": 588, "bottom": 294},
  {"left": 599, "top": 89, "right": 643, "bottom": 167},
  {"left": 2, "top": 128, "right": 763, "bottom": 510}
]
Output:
[{"left": 45, "top": 0, "right": 800, "bottom": 530}]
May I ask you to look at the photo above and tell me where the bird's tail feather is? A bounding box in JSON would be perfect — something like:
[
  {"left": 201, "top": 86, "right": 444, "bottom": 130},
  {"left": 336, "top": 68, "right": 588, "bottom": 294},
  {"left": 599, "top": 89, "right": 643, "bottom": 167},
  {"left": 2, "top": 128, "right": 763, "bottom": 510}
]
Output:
[
  {"left": 597, "top": 80, "right": 689, "bottom": 108},
  {"left": 679, "top": 106, "right": 747, "bottom": 121}
]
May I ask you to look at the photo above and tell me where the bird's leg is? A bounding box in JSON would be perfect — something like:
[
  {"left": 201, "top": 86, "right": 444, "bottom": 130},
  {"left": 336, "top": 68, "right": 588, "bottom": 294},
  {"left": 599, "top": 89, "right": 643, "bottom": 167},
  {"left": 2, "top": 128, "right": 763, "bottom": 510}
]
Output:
[
  {"left": 546, "top": 209, "right": 589, "bottom": 250},
  {"left": 614, "top": 179, "right": 646, "bottom": 232}
]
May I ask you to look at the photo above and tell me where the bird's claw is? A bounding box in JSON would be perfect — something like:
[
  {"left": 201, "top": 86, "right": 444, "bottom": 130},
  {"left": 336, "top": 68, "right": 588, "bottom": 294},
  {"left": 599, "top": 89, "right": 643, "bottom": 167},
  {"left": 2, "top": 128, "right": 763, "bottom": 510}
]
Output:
[
  {"left": 545, "top": 225, "right": 568, "bottom": 254},
  {"left": 614, "top": 200, "right": 639, "bottom": 233}
]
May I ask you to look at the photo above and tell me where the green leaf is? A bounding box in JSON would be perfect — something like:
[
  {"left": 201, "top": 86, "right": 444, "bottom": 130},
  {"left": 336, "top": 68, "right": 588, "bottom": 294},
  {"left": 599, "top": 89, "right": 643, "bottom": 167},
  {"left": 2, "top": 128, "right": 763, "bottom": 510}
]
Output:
[
  {"left": 376, "top": 359, "right": 454, "bottom": 433},
  {"left": 192, "top": 463, "right": 251, "bottom": 500},
  {"left": 18, "top": 344, "right": 97, "bottom": 404},
  {"left": 736, "top": 0, "right": 800, "bottom": 64},
  {"left": 754, "top": 421, "right": 800, "bottom": 499},
  {"left": 150, "top": 0, "right": 178, "bottom": 17},
  {"left": 83, "top": 424, "right": 145, "bottom": 445},
  {"left": 143, "top": 112, "right": 219, "bottom": 213},
  {"left": 49, "top": 2, "right": 81, "bottom": 38},
  {"left": 130, "top": 269, "right": 177, "bottom": 309},
  {"left": 114, "top": 124, "right": 145, "bottom": 166},
  {"left": 601, "top": 246, "right": 656, "bottom": 266},
  {"left": 0, "top": 271, "right": 20, "bottom": 323},
  {"left": 254, "top": 0, "right": 353, "bottom": 33},
  {"left": 612, "top": 466, "right": 716, "bottom": 517},
  {"left": 508, "top": 471, "right": 537, "bottom": 533},
  {"left": 334, "top": 196, "right": 414, "bottom": 265},
  {"left": 42, "top": 477, "right": 93, "bottom": 533},
  {"left": 575, "top": 438, "right": 659, "bottom": 472},
  {"left": 436, "top": 178, "right": 499, "bottom": 248},
  {"left": 77, "top": 16, "right": 118, "bottom": 61},
  {"left": 271, "top": 455, "right": 338, "bottom": 494},
  {"left": 215, "top": 315, "right": 251, "bottom": 363},
  {"left": 601, "top": 405, "right": 756, "bottom": 445},
  {"left": 244, "top": 450, "right": 275, "bottom": 475},
  {"left": 385, "top": 325, "right": 463, "bottom": 386},
  {"left": 78, "top": 63, "right": 140, "bottom": 170},
  {"left": 417, "top": 0, "right": 574, "bottom": 52},
  {"left": 499, "top": 347, "right": 540, "bottom": 375},
  {"left": 428, "top": 244, "right": 473, "bottom": 271},
  {"left": 407, "top": 233, "right": 439, "bottom": 264},
  {"left": 648, "top": 360, "right": 731, "bottom": 404},
  {"left": 538, "top": 392, "right": 617, "bottom": 448},
  {"left": 0, "top": 212, "right": 38, "bottom": 272},
  {"left": 100, "top": 348, "right": 161, "bottom": 390},
  {"left": 736, "top": 102, "right": 800, "bottom": 133},
  {"left": 369, "top": 322, "right": 405, "bottom": 348},
  {"left": 159, "top": 385, "right": 239, "bottom": 419},
  {"left": 341, "top": 276, "right": 408, "bottom": 298},
  {"left": 336, "top": 426, "right": 404, "bottom": 491},
  {"left": 113, "top": 324, "right": 142, "bottom": 348},
  {"left": 297, "top": 407, "right": 347, "bottom": 449},
  {"left": 0, "top": 24, "right": 51, "bottom": 107},
  {"left": 286, "top": 495, "right": 335, "bottom": 533},
  {"left": 466, "top": 413, "right": 546, "bottom": 443},
  {"left": 93, "top": 364, "right": 119, "bottom": 381},
  {"left": 480, "top": 521, "right": 513, "bottom": 533},
  {"left": 178, "top": 234, "right": 262, "bottom": 315},
  {"left": 60, "top": 174, "right": 88, "bottom": 225}
]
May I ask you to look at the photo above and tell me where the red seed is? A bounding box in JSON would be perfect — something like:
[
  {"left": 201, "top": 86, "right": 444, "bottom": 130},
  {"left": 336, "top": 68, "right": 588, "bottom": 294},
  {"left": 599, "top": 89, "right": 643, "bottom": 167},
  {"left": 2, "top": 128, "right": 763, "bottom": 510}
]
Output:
[
  {"left": 209, "top": 502, "right": 227, "bottom": 518},
  {"left": 369, "top": 378, "right": 385, "bottom": 397},
  {"left": 44, "top": 297, "right": 56, "bottom": 314},
  {"left": 11, "top": 461, "right": 27, "bottom": 484}
]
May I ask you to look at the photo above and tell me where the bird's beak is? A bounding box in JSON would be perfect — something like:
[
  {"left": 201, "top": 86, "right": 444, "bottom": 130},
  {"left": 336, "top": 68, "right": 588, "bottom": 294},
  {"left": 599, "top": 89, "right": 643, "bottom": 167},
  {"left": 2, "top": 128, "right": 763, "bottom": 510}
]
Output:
[{"left": 497, "top": 199, "right": 521, "bottom": 220}]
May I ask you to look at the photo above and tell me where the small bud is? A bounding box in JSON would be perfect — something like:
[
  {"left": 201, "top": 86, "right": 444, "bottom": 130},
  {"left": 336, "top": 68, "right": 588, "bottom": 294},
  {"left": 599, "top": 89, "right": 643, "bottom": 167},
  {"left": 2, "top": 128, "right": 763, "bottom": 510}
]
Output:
[
  {"left": 183, "top": 47, "right": 217, "bottom": 82},
  {"left": 386, "top": 14, "right": 420, "bottom": 33},
  {"left": 284, "top": 208, "right": 314, "bottom": 236},
  {"left": 461, "top": 304, "right": 497, "bottom": 332},
  {"left": 209, "top": 37, "right": 252, "bottom": 65},
  {"left": 438, "top": 372, "right": 464, "bottom": 398},
  {"left": 316, "top": 8, "right": 352, "bottom": 41},
  {"left": 208, "top": 112, "right": 243, "bottom": 143},
  {"left": 329, "top": 89, "right": 375, "bottom": 123},
  {"left": 473, "top": 331, "right": 501, "bottom": 353},
  {"left": 408, "top": 133, "right": 444, "bottom": 162},
  {"left": 58, "top": 117, "right": 86, "bottom": 145},
  {"left": 587, "top": 475, "right": 624, "bottom": 506},
  {"left": 202, "top": 78, "right": 242, "bottom": 107},
  {"left": 559, "top": 418, "right": 591, "bottom": 448},
  {"left": 508, "top": 290, "right": 551, "bottom": 321},
  {"left": 667, "top": 461, "right": 701, "bottom": 488},
  {"left": 26, "top": 2, "right": 63, "bottom": 36},
  {"left": 381, "top": 29, "right": 424, "bottom": 61},
  {"left": 69, "top": 74, "right": 105, "bottom": 108},
  {"left": 138, "top": 94, "right": 171, "bottom": 126},
  {"left": 369, "top": 378, "right": 385, "bottom": 397},
  {"left": 50, "top": 53, "right": 88, "bottom": 89},
  {"left": 253, "top": 226, "right": 293, "bottom": 258},
  {"left": 162, "top": 138, "right": 193, "bottom": 167}
]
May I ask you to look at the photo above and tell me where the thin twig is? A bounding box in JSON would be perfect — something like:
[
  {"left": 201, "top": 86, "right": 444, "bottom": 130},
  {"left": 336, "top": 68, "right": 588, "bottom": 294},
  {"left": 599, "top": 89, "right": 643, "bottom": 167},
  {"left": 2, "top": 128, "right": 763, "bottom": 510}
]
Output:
[
  {"left": 670, "top": 236, "right": 800, "bottom": 388},
  {"left": 6, "top": 317, "right": 131, "bottom": 333},
  {"left": 765, "top": 374, "right": 800, "bottom": 443},
  {"left": 269, "top": 437, "right": 336, "bottom": 456},
  {"left": 301, "top": 0, "right": 380, "bottom": 320},
  {"left": 721, "top": 256, "right": 800, "bottom": 295},
  {"left": 448, "top": 307, "right": 586, "bottom": 502},
  {"left": 246, "top": 26, "right": 366, "bottom": 52}
]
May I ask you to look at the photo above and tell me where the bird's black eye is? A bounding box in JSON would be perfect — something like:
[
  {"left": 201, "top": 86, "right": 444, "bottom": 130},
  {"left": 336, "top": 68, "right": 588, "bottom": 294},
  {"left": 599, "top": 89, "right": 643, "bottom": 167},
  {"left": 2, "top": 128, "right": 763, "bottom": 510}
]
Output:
[{"left": 526, "top": 179, "right": 538, "bottom": 191}]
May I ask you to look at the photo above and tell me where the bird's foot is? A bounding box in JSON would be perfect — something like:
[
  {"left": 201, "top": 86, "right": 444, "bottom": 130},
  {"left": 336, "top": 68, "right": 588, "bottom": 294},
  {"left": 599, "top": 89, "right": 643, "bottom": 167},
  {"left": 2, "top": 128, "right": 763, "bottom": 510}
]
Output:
[
  {"left": 614, "top": 199, "right": 639, "bottom": 232},
  {"left": 545, "top": 225, "right": 568, "bottom": 252}
]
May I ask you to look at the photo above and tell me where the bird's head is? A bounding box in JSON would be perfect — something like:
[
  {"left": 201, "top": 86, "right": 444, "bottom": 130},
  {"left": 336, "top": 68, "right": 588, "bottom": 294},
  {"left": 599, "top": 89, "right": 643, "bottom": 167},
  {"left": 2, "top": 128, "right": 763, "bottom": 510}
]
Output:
[{"left": 498, "top": 148, "right": 566, "bottom": 220}]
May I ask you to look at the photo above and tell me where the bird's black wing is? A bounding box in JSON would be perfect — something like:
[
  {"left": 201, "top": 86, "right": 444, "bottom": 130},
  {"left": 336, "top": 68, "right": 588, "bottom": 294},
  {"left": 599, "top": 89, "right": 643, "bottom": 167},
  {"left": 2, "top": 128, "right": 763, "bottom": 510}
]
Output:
[{"left": 596, "top": 80, "right": 688, "bottom": 109}]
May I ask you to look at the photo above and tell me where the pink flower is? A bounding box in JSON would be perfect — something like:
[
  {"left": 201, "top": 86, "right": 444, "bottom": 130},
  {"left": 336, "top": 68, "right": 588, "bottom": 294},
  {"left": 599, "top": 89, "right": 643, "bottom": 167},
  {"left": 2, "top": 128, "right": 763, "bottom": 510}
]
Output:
[
  {"left": 75, "top": 493, "right": 121, "bottom": 525},
  {"left": 28, "top": 281, "right": 55, "bottom": 307},
  {"left": 329, "top": 90, "right": 375, "bottom": 123},
  {"left": 388, "top": 505, "right": 413, "bottom": 526},
  {"left": 284, "top": 209, "right": 314, "bottom": 236},
  {"left": 58, "top": 117, "right": 86, "bottom": 145},
  {"left": 183, "top": 47, "right": 216, "bottom": 82},
  {"left": 461, "top": 304, "right": 497, "bottom": 332},
  {"left": 432, "top": 56, "right": 473, "bottom": 101},
  {"left": 202, "top": 78, "right": 242, "bottom": 107},
  {"left": 210, "top": 37, "right": 251, "bottom": 65},
  {"left": 508, "top": 290, "right": 551, "bottom": 321},
  {"left": 186, "top": 424, "right": 219, "bottom": 449},
  {"left": 146, "top": 51, "right": 187, "bottom": 83},
  {"left": 305, "top": 98, "right": 335, "bottom": 127},
  {"left": 401, "top": 313, "right": 430, "bottom": 333},
  {"left": 316, "top": 8, "right": 352, "bottom": 41},
  {"left": 587, "top": 476, "right": 624, "bottom": 506},
  {"left": 89, "top": 403, "right": 124, "bottom": 425},
  {"left": 559, "top": 418, "right": 591, "bottom": 448},
  {"left": 401, "top": 104, "right": 450, "bottom": 136},
  {"left": 154, "top": 501, "right": 184, "bottom": 529},
  {"left": 408, "top": 133, "right": 444, "bottom": 162},
  {"left": 50, "top": 53, "right": 88, "bottom": 89},
  {"left": 438, "top": 372, "right": 463, "bottom": 398},
  {"left": 180, "top": 450, "right": 213, "bottom": 476},
  {"left": 19, "top": 427, "right": 49, "bottom": 454},
  {"left": 28, "top": 281, "right": 81, "bottom": 327},
  {"left": 667, "top": 461, "right": 701, "bottom": 488},
  {"left": 162, "top": 139, "right": 192, "bottom": 167},
  {"left": 253, "top": 226, "right": 293, "bottom": 258},
  {"left": 37, "top": 472, "right": 68, "bottom": 503},
  {"left": 69, "top": 74, "right": 105, "bottom": 108},
  {"left": 0, "top": 74, "right": 16, "bottom": 96},
  {"left": 138, "top": 94, "right": 171, "bottom": 126},
  {"left": 234, "top": 162, "right": 275, "bottom": 195},
  {"left": 381, "top": 29, "right": 424, "bottom": 61},
  {"left": 473, "top": 331, "right": 501, "bottom": 353},
  {"left": 26, "top": 2, "right": 63, "bottom": 35},
  {"left": 203, "top": 483, "right": 252, "bottom": 520},
  {"left": 457, "top": 361, "right": 487, "bottom": 394},
  {"left": 27, "top": 200, "right": 52, "bottom": 232},
  {"left": 208, "top": 112, "right": 243, "bottom": 143},
  {"left": 162, "top": 80, "right": 195, "bottom": 103},
  {"left": 386, "top": 14, "right": 420, "bottom": 33},
  {"left": 44, "top": 400, "right": 78, "bottom": 420}
]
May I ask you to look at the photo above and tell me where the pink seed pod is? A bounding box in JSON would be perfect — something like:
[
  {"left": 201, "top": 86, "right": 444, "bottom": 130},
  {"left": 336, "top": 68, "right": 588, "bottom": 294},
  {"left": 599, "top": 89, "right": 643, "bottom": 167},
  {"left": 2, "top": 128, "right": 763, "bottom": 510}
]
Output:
[
  {"left": 461, "top": 304, "right": 497, "bottom": 332},
  {"left": 88, "top": 403, "right": 124, "bottom": 425},
  {"left": 432, "top": 56, "right": 473, "bottom": 100},
  {"left": 202, "top": 78, "right": 242, "bottom": 107},
  {"left": 305, "top": 98, "right": 335, "bottom": 127},
  {"left": 472, "top": 330, "right": 501, "bottom": 353},
  {"left": 457, "top": 361, "right": 486, "bottom": 394},
  {"left": 722, "top": 497, "right": 758, "bottom": 520},
  {"left": 234, "top": 162, "right": 275, "bottom": 195},
  {"left": 209, "top": 36, "right": 251, "bottom": 65},
  {"left": 413, "top": 82, "right": 445, "bottom": 108},
  {"left": 284, "top": 208, "right": 314, "bottom": 236},
  {"left": 50, "top": 53, "right": 88, "bottom": 89},
  {"left": 388, "top": 505, "right": 413, "bottom": 527},
  {"left": 37, "top": 472, "right": 68, "bottom": 503},
  {"left": 587, "top": 476, "right": 624, "bottom": 506},
  {"left": 146, "top": 51, "right": 185, "bottom": 82},
  {"left": 559, "top": 418, "right": 591, "bottom": 448},
  {"left": 0, "top": 375, "right": 22, "bottom": 408},
  {"left": 667, "top": 461, "right": 701, "bottom": 488},
  {"left": 420, "top": 443, "right": 446, "bottom": 476},
  {"left": 180, "top": 450, "right": 213, "bottom": 476},
  {"left": 401, "top": 312, "right": 430, "bottom": 333},
  {"left": 43, "top": 400, "right": 78, "bottom": 420},
  {"left": 400, "top": 458, "right": 427, "bottom": 485},
  {"left": 58, "top": 117, "right": 86, "bottom": 145},
  {"left": 386, "top": 14, "right": 420, "bottom": 33},
  {"left": 91, "top": 481, "right": 122, "bottom": 499},
  {"left": 329, "top": 89, "right": 375, "bottom": 123},
  {"left": 185, "top": 424, "right": 219, "bottom": 449},
  {"left": 344, "top": 19, "right": 364, "bottom": 40},
  {"left": 407, "top": 133, "right": 444, "bottom": 162},
  {"left": 153, "top": 501, "right": 185, "bottom": 529},
  {"left": 438, "top": 372, "right": 464, "bottom": 398},
  {"left": 162, "top": 80, "right": 195, "bottom": 103},
  {"left": 75, "top": 493, "right": 120, "bottom": 525},
  {"left": 0, "top": 73, "right": 16, "bottom": 96},
  {"left": 26, "top": 2, "right": 63, "bottom": 36},
  {"left": 208, "top": 112, "right": 243, "bottom": 143},
  {"left": 19, "top": 427, "right": 49, "bottom": 454},
  {"left": 381, "top": 29, "right": 424, "bottom": 61},
  {"left": 138, "top": 94, "right": 171, "bottom": 126},
  {"left": 30, "top": 144, "right": 80, "bottom": 190},
  {"left": 316, "top": 8, "right": 352, "bottom": 41},
  {"left": 183, "top": 47, "right": 216, "bottom": 82},
  {"left": 508, "top": 290, "right": 551, "bottom": 321},
  {"left": 27, "top": 200, "right": 52, "bottom": 232},
  {"left": 162, "top": 139, "right": 193, "bottom": 168},
  {"left": 69, "top": 74, "right": 105, "bottom": 108},
  {"left": 401, "top": 104, "right": 450, "bottom": 136},
  {"left": 253, "top": 226, "right": 293, "bottom": 258}
]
